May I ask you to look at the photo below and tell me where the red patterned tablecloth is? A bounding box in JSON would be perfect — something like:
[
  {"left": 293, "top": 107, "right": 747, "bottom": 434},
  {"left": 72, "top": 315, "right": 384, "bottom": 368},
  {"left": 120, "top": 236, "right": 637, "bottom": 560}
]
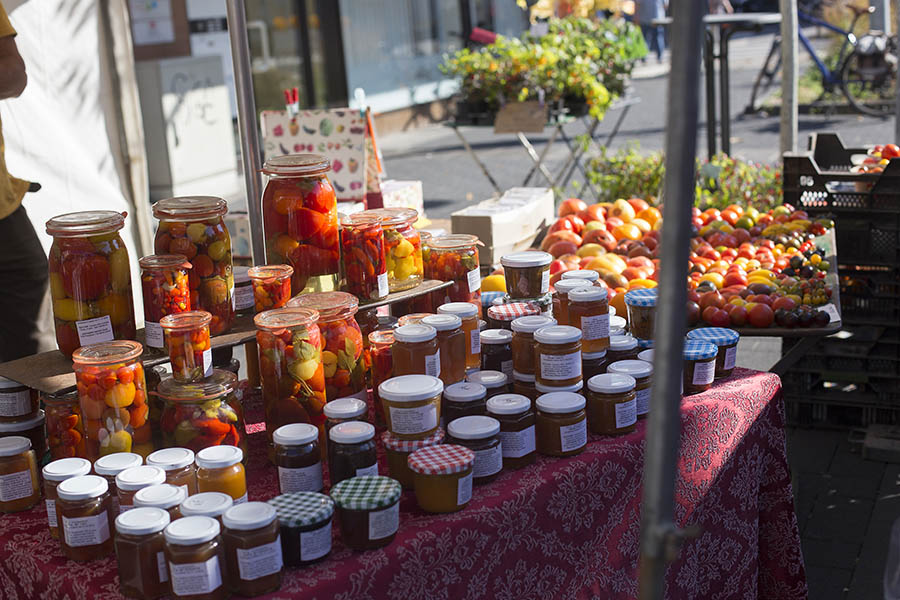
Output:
[{"left": 0, "top": 367, "right": 806, "bottom": 599}]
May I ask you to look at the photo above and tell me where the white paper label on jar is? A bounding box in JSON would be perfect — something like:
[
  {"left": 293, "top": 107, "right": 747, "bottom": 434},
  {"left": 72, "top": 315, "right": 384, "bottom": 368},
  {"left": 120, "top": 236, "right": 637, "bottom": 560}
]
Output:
[
  {"left": 201, "top": 347, "right": 213, "bottom": 378},
  {"left": 724, "top": 346, "right": 737, "bottom": 370},
  {"left": 368, "top": 502, "right": 399, "bottom": 541},
  {"left": 692, "top": 360, "right": 716, "bottom": 386},
  {"left": 615, "top": 399, "right": 638, "bottom": 429},
  {"left": 234, "top": 492, "right": 248, "bottom": 505},
  {"left": 581, "top": 313, "right": 610, "bottom": 341},
  {"left": 157, "top": 551, "right": 169, "bottom": 583},
  {"left": 62, "top": 511, "right": 110, "bottom": 547},
  {"left": 636, "top": 388, "right": 650, "bottom": 416},
  {"left": 425, "top": 350, "right": 441, "bottom": 377},
  {"left": 234, "top": 285, "right": 254, "bottom": 310},
  {"left": 559, "top": 420, "right": 587, "bottom": 453},
  {"left": 0, "top": 389, "right": 31, "bottom": 417},
  {"left": 0, "top": 470, "right": 32, "bottom": 502},
  {"left": 539, "top": 351, "right": 582, "bottom": 380},
  {"left": 145, "top": 321, "right": 164, "bottom": 348},
  {"left": 46, "top": 499, "right": 57, "bottom": 528},
  {"left": 540, "top": 269, "right": 550, "bottom": 294},
  {"left": 457, "top": 471, "right": 473, "bottom": 505},
  {"left": 499, "top": 425, "right": 535, "bottom": 458},
  {"left": 300, "top": 521, "right": 332, "bottom": 562},
  {"left": 377, "top": 272, "right": 390, "bottom": 298},
  {"left": 237, "top": 536, "right": 284, "bottom": 581},
  {"left": 76, "top": 315, "right": 114, "bottom": 346},
  {"left": 501, "top": 359, "right": 514, "bottom": 379},
  {"left": 470, "top": 329, "right": 481, "bottom": 355},
  {"left": 169, "top": 556, "right": 223, "bottom": 596},
  {"left": 467, "top": 268, "right": 482, "bottom": 293},
  {"left": 278, "top": 463, "right": 323, "bottom": 494},
  {"left": 356, "top": 463, "right": 378, "bottom": 478},
  {"left": 389, "top": 404, "right": 437, "bottom": 435},
  {"left": 473, "top": 445, "right": 503, "bottom": 478}
]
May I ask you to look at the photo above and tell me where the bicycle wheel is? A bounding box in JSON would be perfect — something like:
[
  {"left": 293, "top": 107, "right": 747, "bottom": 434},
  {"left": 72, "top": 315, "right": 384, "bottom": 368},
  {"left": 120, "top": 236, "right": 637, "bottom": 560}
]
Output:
[
  {"left": 840, "top": 39, "right": 897, "bottom": 118},
  {"left": 746, "top": 36, "right": 783, "bottom": 114}
]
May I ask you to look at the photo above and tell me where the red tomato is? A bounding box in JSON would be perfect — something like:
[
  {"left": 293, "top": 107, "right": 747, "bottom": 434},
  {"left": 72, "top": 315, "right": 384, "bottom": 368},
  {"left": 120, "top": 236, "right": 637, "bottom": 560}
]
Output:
[
  {"left": 558, "top": 198, "right": 587, "bottom": 218},
  {"left": 304, "top": 180, "right": 336, "bottom": 213},
  {"left": 289, "top": 208, "right": 325, "bottom": 240},
  {"left": 563, "top": 215, "right": 585, "bottom": 234},
  {"left": 748, "top": 304, "right": 774, "bottom": 328},
  {"left": 61, "top": 253, "right": 110, "bottom": 300},
  {"left": 548, "top": 218, "right": 574, "bottom": 235}
]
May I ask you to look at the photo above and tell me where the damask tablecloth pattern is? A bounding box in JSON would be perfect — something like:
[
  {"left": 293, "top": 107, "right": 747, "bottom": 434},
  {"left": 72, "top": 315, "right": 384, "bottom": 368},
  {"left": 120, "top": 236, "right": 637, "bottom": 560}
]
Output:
[{"left": 0, "top": 367, "right": 806, "bottom": 599}]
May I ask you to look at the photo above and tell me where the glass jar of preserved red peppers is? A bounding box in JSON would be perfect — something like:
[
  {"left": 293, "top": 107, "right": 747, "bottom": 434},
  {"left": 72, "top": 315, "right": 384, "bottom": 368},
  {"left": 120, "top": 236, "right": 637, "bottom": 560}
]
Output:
[
  {"left": 248, "top": 264, "right": 293, "bottom": 312},
  {"left": 44, "top": 391, "right": 86, "bottom": 460},
  {"left": 139, "top": 254, "right": 192, "bottom": 350},
  {"left": 363, "top": 208, "right": 423, "bottom": 292},
  {"left": 261, "top": 154, "right": 339, "bottom": 296},
  {"left": 160, "top": 311, "right": 213, "bottom": 383},
  {"left": 255, "top": 308, "right": 326, "bottom": 447},
  {"left": 287, "top": 292, "right": 366, "bottom": 402},
  {"left": 152, "top": 196, "right": 234, "bottom": 335},
  {"left": 45, "top": 211, "right": 137, "bottom": 357},
  {"left": 341, "top": 213, "right": 388, "bottom": 301},
  {"left": 72, "top": 341, "right": 152, "bottom": 460},
  {"left": 427, "top": 235, "right": 482, "bottom": 314},
  {"left": 157, "top": 370, "right": 247, "bottom": 456},
  {"left": 368, "top": 330, "right": 393, "bottom": 429}
]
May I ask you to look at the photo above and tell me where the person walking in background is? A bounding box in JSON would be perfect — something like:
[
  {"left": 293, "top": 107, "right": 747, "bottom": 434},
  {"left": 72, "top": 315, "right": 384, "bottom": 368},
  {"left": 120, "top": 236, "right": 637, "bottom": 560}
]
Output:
[
  {"left": 636, "top": 0, "right": 667, "bottom": 62},
  {"left": 0, "top": 1, "right": 47, "bottom": 361}
]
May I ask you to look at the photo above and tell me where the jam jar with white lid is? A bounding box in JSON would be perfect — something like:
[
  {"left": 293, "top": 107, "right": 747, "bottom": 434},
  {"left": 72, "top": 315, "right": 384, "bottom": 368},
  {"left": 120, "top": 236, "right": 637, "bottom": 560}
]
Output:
[
  {"left": 392, "top": 324, "right": 440, "bottom": 378},
  {"left": 407, "top": 444, "right": 475, "bottom": 513},
  {"left": 163, "top": 516, "right": 227, "bottom": 600},
  {"left": 135, "top": 483, "right": 188, "bottom": 521},
  {"left": 610, "top": 315, "right": 627, "bottom": 337},
  {"left": 466, "top": 370, "right": 509, "bottom": 398},
  {"left": 330, "top": 475, "right": 402, "bottom": 551},
  {"left": 94, "top": 452, "right": 143, "bottom": 514},
  {"left": 501, "top": 251, "right": 552, "bottom": 298},
  {"left": 196, "top": 445, "right": 247, "bottom": 504},
  {"left": 222, "top": 502, "right": 283, "bottom": 596},
  {"left": 535, "top": 380, "right": 584, "bottom": 395},
  {"left": 442, "top": 382, "right": 487, "bottom": 427},
  {"left": 0, "top": 409, "right": 47, "bottom": 463},
  {"left": 607, "top": 360, "right": 653, "bottom": 418},
  {"left": 486, "top": 394, "right": 535, "bottom": 470},
  {"left": 560, "top": 269, "right": 600, "bottom": 284},
  {"left": 179, "top": 492, "right": 233, "bottom": 523},
  {"left": 381, "top": 429, "right": 445, "bottom": 489},
  {"left": 0, "top": 436, "right": 40, "bottom": 513},
  {"left": 324, "top": 397, "right": 369, "bottom": 434},
  {"left": 534, "top": 325, "right": 583, "bottom": 388},
  {"left": 582, "top": 350, "right": 609, "bottom": 380},
  {"left": 43, "top": 457, "right": 92, "bottom": 537},
  {"left": 57, "top": 474, "right": 116, "bottom": 561},
  {"left": 568, "top": 286, "right": 610, "bottom": 353},
  {"left": 638, "top": 349, "right": 654, "bottom": 363},
  {"left": 446, "top": 415, "right": 502, "bottom": 484},
  {"left": 0, "top": 377, "right": 38, "bottom": 422},
  {"left": 551, "top": 279, "right": 592, "bottom": 327},
  {"left": 512, "top": 371, "right": 538, "bottom": 403},
  {"left": 480, "top": 329, "right": 513, "bottom": 378},
  {"left": 273, "top": 423, "right": 323, "bottom": 494},
  {"left": 687, "top": 327, "right": 739, "bottom": 379},
  {"left": 114, "top": 506, "right": 171, "bottom": 600},
  {"left": 682, "top": 340, "right": 718, "bottom": 395},
  {"left": 586, "top": 373, "right": 637, "bottom": 435},
  {"left": 510, "top": 315, "right": 557, "bottom": 375},
  {"left": 147, "top": 448, "right": 197, "bottom": 496},
  {"left": 535, "top": 392, "right": 587, "bottom": 457},
  {"left": 436, "top": 302, "right": 480, "bottom": 370},
  {"left": 328, "top": 421, "right": 377, "bottom": 486},
  {"left": 421, "top": 313, "right": 466, "bottom": 385},
  {"left": 117, "top": 465, "right": 167, "bottom": 513},
  {"left": 378, "top": 374, "right": 443, "bottom": 440},
  {"left": 607, "top": 334, "right": 639, "bottom": 363},
  {"left": 267, "top": 491, "right": 334, "bottom": 566}
]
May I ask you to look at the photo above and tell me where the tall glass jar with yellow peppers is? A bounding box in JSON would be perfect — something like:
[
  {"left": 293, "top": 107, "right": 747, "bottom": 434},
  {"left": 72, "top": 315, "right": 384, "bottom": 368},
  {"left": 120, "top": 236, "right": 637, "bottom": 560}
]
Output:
[
  {"left": 363, "top": 208, "right": 423, "bottom": 292},
  {"left": 286, "top": 292, "right": 366, "bottom": 402},
  {"left": 152, "top": 196, "right": 234, "bottom": 335},
  {"left": 426, "top": 234, "right": 481, "bottom": 315},
  {"left": 72, "top": 341, "right": 152, "bottom": 460},
  {"left": 255, "top": 308, "right": 326, "bottom": 449},
  {"left": 156, "top": 370, "right": 247, "bottom": 457},
  {"left": 45, "top": 211, "right": 136, "bottom": 357}
]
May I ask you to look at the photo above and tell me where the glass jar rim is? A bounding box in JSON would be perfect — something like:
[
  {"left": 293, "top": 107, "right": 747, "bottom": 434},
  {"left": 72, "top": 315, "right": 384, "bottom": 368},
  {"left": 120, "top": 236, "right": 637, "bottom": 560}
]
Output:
[
  {"left": 367, "top": 329, "right": 394, "bottom": 346},
  {"left": 429, "top": 234, "right": 480, "bottom": 249},
  {"left": 139, "top": 254, "right": 191, "bottom": 271},
  {"left": 46, "top": 210, "right": 125, "bottom": 237},
  {"left": 247, "top": 264, "right": 294, "bottom": 281},
  {"left": 254, "top": 307, "right": 320, "bottom": 332},
  {"left": 365, "top": 207, "right": 418, "bottom": 227},
  {"left": 261, "top": 153, "right": 331, "bottom": 176},
  {"left": 340, "top": 213, "right": 382, "bottom": 228},
  {"left": 72, "top": 340, "right": 143, "bottom": 365},
  {"left": 160, "top": 310, "right": 212, "bottom": 332},
  {"left": 156, "top": 369, "right": 237, "bottom": 401},
  {"left": 152, "top": 196, "right": 227, "bottom": 221},
  {"left": 287, "top": 291, "right": 358, "bottom": 321}
]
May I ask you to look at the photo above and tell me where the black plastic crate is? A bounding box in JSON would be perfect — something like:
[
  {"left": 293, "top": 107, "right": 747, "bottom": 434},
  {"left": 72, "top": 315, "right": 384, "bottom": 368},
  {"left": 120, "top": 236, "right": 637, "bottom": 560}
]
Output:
[
  {"left": 832, "top": 219, "right": 900, "bottom": 264},
  {"left": 785, "top": 397, "right": 900, "bottom": 427},
  {"left": 839, "top": 268, "right": 900, "bottom": 298},
  {"left": 839, "top": 294, "right": 900, "bottom": 321}
]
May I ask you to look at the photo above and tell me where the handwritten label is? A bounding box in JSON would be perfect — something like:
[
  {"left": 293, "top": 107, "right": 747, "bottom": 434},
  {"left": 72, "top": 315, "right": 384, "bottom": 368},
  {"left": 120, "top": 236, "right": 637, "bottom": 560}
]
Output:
[
  {"left": 615, "top": 399, "right": 637, "bottom": 429},
  {"left": 145, "top": 321, "right": 164, "bottom": 348},
  {"left": 467, "top": 269, "right": 482, "bottom": 293},
  {"left": 76, "top": 316, "right": 114, "bottom": 346},
  {"left": 539, "top": 351, "right": 581, "bottom": 380}
]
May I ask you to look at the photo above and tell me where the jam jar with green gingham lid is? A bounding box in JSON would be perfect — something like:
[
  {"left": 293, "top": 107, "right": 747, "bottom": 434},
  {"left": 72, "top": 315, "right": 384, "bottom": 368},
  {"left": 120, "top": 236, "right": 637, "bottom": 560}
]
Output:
[
  {"left": 330, "top": 475, "right": 402, "bottom": 551},
  {"left": 267, "top": 491, "right": 334, "bottom": 567},
  {"left": 687, "top": 327, "right": 740, "bottom": 379},
  {"left": 682, "top": 340, "right": 718, "bottom": 396},
  {"left": 408, "top": 444, "right": 475, "bottom": 514}
]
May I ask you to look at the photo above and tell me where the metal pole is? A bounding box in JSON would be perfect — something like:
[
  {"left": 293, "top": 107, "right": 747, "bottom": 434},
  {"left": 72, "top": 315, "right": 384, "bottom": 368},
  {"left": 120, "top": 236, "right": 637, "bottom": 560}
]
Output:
[
  {"left": 895, "top": 5, "right": 900, "bottom": 141},
  {"left": 225, "top": 0, "right": 265, "bottom": 264},
  {"left": 779, "top": 0, "right": 798, "bottom": 154},
  {"left": 637, "top": 0, "right": 704, "bottom": 596}
]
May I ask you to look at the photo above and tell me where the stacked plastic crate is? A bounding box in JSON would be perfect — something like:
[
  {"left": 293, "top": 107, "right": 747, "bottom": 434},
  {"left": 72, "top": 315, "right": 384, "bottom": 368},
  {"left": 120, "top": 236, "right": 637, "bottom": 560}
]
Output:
[{"left": 782, "top": 133, "right": 900, "bottom": 427}]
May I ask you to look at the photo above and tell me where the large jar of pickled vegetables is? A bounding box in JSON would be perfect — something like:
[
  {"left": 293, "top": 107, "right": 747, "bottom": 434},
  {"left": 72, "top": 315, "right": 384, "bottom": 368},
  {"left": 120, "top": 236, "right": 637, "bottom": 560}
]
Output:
[
  {"left": 254, "top": 308, "right": 326, "bottom": 445},
  {"left": 427, "top": 235, "right": 481, "bottom": 313},
  {"left": 287, "top": 291, "right": 366, "bottom": 402},
  {"left": 341, "top": 213, "right": 388, "bottom": 301},
  {"left": 364, "top": 208, "right": 423, "bottom": 292},
  {"left": 157, "top": 370, "right": 247, "bottom": 456},
  {"left": 152, "top": 196, "right": 234, "bottom": 335},
  {"left": 261, "top": 154, "right": 339, "bottom": 295},
  {"left": 139, "top": 254, "right": 192, "bottom": 349},
  {"left": 46, "top": 211, "right": 137, "bottom": 356},
  {"left": 72, "top": 341, "right": 152, "bottom": 460},
  {"left": 44, "top": 391, "right": 86, "bottom": 459}
]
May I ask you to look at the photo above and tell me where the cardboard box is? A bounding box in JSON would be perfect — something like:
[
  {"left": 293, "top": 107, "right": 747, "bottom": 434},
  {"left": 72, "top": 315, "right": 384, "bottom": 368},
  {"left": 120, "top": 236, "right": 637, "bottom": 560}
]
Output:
[{"left": 451, "top": 187, "right": 554, "bottom": 266}]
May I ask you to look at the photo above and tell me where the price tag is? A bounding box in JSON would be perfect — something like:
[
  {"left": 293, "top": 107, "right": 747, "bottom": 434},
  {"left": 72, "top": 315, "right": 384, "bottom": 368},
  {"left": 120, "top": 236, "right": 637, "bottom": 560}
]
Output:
[
  {"left": 76, "top": 316, "right": 114, "bottom": 346},
  {"left": 818, "top": 304, "right": 841, "bottom": 324},
  {"left": 467, "top": 269, "right": 481, "bottom": 293}
]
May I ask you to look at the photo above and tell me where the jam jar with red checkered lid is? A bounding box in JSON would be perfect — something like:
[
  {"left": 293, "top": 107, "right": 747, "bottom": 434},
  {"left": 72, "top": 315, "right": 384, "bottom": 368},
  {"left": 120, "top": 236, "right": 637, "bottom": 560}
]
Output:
[
  {"left": 408, "top": 444, "right": 475, "bottom": 513},
  {"left": 486, "top": 302, "right": 541, "bottom": 330},
  {"left": 381, "top": 428, "right": 445, "bottom": 489}
]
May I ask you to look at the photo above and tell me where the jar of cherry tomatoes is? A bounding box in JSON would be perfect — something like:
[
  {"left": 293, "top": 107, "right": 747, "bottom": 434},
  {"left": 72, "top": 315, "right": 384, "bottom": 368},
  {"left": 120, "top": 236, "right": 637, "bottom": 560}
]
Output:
[
  {"left": 254, "top": 308, "right": 326, "bottom": 447},
  {"left": 248, "top": 264, "right": 294, "bottom": 313},
  {"left": 160, "top": 311, "right": 213, "bottom": 383},
  {"left": 427, "top": 235, "right": 481, "bottom": 313},
  {"left": 139, "top": 254, "right": 191, "bottom": 349},
  {"left": 152, "top": 196, "right": 234, "bottom": 335},
  {"left": 364, "top": 208, "right": 423, "bottom": 292},
  {"left": 45, "top": 210, "right": 137, "bottom": 356},
  {"left": 261, "top": 154, "right": 339, "bottom": 295},
  {"left": 287, "top": 291, "right": 366, "bottom": 402},
  {"left": 368, "top": 330, "right": 394, "bottom": 428},
  {"left": 341, "top": 213, "right": 389, "bottom": 301},
  {"left": 72, "top": 341, "right": 152, "bottom": 460},
  {"left": 44, "top": 391, "right": 86, "bottom": 459}
]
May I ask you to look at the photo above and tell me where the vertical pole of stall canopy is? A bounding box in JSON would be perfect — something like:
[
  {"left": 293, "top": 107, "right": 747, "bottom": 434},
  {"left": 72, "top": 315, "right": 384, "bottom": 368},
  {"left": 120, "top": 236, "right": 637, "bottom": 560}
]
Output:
[
  {"left": 637, "top": 0, "right": 704, "bottom": 597},
  {"left": 896, "top": 6, "right": 900, "bottom": 142},
  {"left": 225, "top": 0, "right": 265, "bottom": 264},
  {"left": 780, "top": 0, "right": 798, "bottom": 154}
]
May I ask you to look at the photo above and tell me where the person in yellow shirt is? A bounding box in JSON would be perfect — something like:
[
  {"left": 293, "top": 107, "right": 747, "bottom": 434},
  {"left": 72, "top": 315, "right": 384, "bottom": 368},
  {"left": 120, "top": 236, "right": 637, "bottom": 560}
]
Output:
[{"left": 0, "top": 2, "right": 46, "bottom": 361}]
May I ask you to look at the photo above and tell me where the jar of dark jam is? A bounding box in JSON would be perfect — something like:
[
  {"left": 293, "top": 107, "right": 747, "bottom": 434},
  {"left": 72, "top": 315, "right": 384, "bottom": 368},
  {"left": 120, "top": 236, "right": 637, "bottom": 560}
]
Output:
[
  {"left": 330, "top": 475, "right": 402, "bottom": 551},
  {"left": 480, "top": 329, "right": 513, "bottom": 379},
  {"left": 273, "top": 423, "right": 323, "bottom": 494},
  {"left": 442, "top": 382, "right": 487, "bottom": 427},
  {"left": 486, "top": 394, "right": 535, "bottom": 470},
  {"left": 327, "top": 421, "right": 377, "bottom": 486},
  {"left": 582, "top": 350, "right": 609, "bottom": 380},
  {"left": 466, "top": 370, "right": 509, "bottom": 399},
  {"left": 446, "top": 415, "right": 502, "bottom": 484},
  {"left": 222, "top": 502, "right": 283, "bottom": 596},
  {"left": 607, "top": 335, "right": 639, "bottom": 363},
  {"left": 267, "top": 491, "right": 334, "bottom": 566}
]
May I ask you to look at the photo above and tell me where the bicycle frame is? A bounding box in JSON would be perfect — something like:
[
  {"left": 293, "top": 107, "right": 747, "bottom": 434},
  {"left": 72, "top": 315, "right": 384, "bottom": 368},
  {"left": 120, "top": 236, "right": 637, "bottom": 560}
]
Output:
[{"left": 797, "top": 10, "right": 859, "bottom": 86}]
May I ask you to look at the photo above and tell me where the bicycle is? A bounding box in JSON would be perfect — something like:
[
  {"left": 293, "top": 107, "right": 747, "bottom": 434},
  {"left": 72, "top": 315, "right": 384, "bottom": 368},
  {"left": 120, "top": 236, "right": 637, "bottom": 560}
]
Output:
[{"left": 745, "top": 4, "right": 898, "bottom": 117}]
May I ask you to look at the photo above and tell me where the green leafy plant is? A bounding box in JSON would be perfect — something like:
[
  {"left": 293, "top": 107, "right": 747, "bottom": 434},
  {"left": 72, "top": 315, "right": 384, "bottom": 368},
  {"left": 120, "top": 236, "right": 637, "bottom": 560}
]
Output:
[{"left": 587, "top": 145, "right": 665, "bottom": 204}]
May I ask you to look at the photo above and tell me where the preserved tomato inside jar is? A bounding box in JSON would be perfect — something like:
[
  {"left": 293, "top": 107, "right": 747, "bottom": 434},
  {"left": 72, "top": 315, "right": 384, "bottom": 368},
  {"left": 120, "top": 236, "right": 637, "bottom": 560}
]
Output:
[
  {"left": 44, "top": 391, "right": 86, "bottom": 459},
  {"left": 261, "top": 154, "right": 339, "bottom": 295},
  {"left": 72, "top": 341, "right": 153, "bottom": 460},
  {"left": 152, "top": 196, "right": 234, "bottom": 335},
  {"left": 45, "top": 211, "right": 136, "bottom": 357},
  {"left": 248, "top": 264, "right": 293, "bottom": 312},
  {"left": 363, "top": 208, "right": 423, "bottom": 292},
  {"left": 368, "top": 330, "right": 394, "bottom": 428},
  {"left": 287, "top": 292, "right": 366, "bottom": 402},
  {"left": 426, "top": 234, "right": 482, "bottom": 313},
  {"left": 255, "top": 308, "right": 327, "bottom": 447},
  {"left": 139, "top": 254, "right": 191, "bottom": 350},
  {"left": 341, "top": 213, "right": 388, "bottom": 301},
  {"left": 160, "top": 311, "right": 213, "bottom": 382}
]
